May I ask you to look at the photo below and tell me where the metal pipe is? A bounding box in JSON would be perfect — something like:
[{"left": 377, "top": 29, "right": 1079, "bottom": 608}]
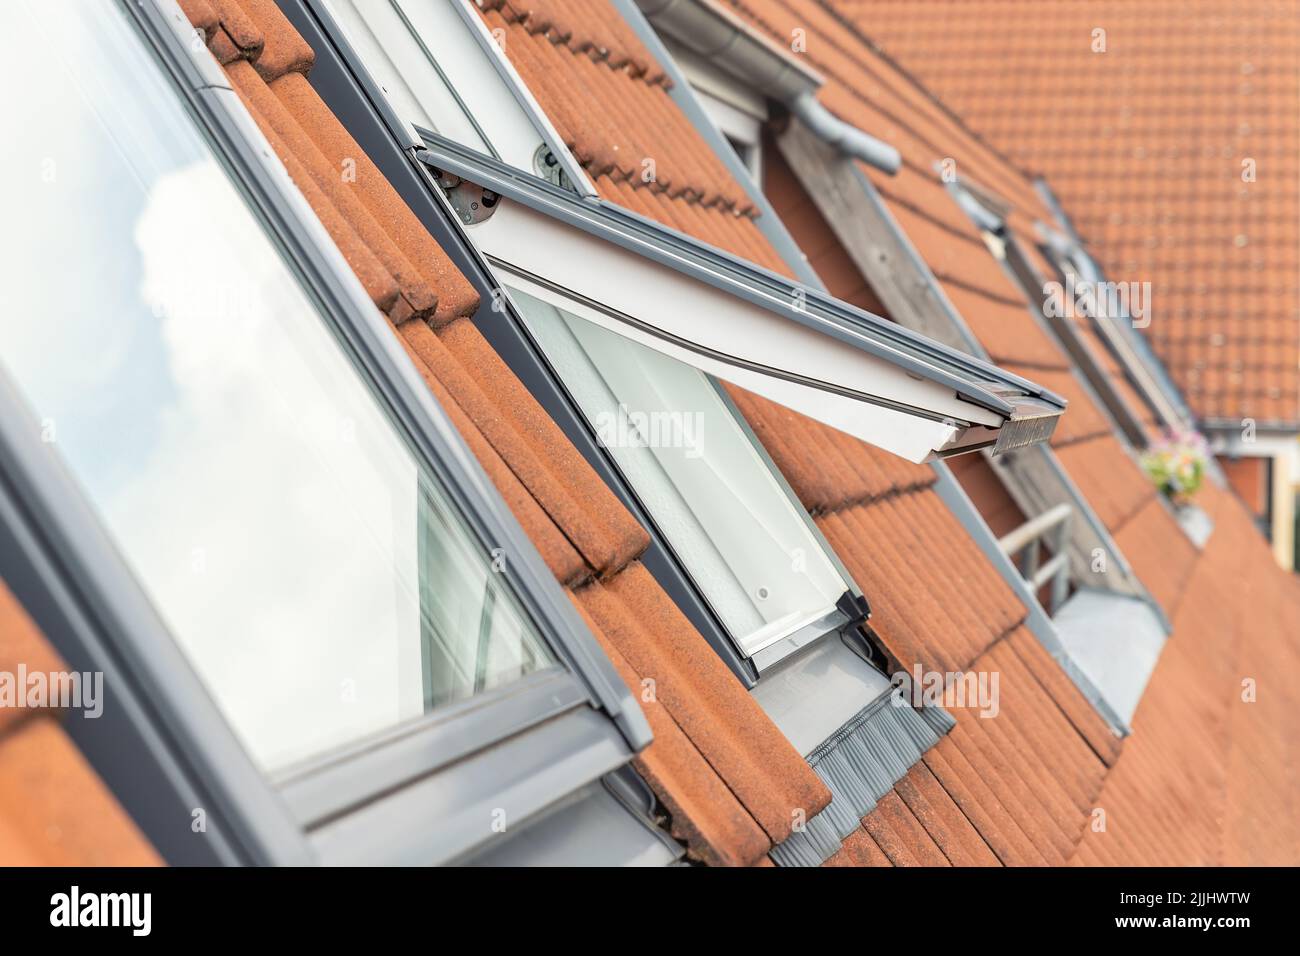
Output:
[{"left": 789, "top": 91, "right": 901, "bottom": 175}]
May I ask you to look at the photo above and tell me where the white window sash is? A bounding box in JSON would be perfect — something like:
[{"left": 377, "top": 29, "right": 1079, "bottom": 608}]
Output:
[{"left": 474, "top": 199, "right": 1010, "bottom": 463}]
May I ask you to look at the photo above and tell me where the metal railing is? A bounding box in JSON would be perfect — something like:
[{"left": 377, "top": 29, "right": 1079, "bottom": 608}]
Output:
[{"left": 998, "top": 503, "right": 1073, "bottom": 614}]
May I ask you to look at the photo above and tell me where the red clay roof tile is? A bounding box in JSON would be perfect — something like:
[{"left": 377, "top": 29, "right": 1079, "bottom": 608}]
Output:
[
  {"left": 822, "top": 826, "right": 892, "bottom": 866},
  {"left": 0, "top": 717, "right": 159, "bottom": 866}
]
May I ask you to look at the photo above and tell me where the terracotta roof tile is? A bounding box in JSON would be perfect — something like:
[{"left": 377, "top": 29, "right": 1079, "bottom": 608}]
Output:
[
  {"left": 862, "top": 790, "right": 951, "bottom": 865},
  {"left": 0, "top": 581, "right": 65, "bottom": 737},
  {"left": 271, "top": 72, "right": 479, "bottom": 324},
  {"left": 400, "top": 317, "right": 649, "bottom": 580},
  {"left": 1054, "top": 434, "right": 1156, "bottom": 534},
  {"left": 892, "top": 763, "right": 1001, "bottom": 866},
  {"left": 1004, "top": 627, "right": 1123, "bottom": 767},
  {"left": 0, "top": 718, "right": 159, "bottom": 866},
  {"left": 822, "top": 826, "right": 892, "bottom": 866},
  {"left": 569, "top": 597, "right": 769, "bottom": 866}
]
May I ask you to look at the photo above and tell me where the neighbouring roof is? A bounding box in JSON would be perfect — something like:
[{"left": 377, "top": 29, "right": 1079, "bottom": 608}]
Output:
[{"left": 831, "top": 0, "right": 1300, "bottom": 430}]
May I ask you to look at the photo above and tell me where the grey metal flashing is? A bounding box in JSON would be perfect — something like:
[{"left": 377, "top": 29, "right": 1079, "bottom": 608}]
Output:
[
  {"left": 1055, "top": 588, "right": 1168, "bottom": 728},
  {"left": 770, "top": 689, "right": 954, "bottom": 867},
  {"left": 415, "top": 131, "right": 1068, "bottom": 425},
  {"left": 611, "top": 0, "right": 825, "bottom": 288},
  {"left": 930, "top": 463, "right": 1128, "bottom": 736},
  {"left": 464, "top": 771, "right": 684, "bottom": 866},
  {"left": 752, "top": 635, "right": 892, "bottom": 754}
]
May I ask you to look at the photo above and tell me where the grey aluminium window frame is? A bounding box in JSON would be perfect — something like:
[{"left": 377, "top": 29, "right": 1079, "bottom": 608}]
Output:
[{"left": 0, "top": 0, "right": 652, "bottom": 866}]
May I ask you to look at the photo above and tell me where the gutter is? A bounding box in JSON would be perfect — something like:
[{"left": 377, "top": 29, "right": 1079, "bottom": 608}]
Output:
[{"left": 634, "top": 0, "right": 900, "bottom": 174}]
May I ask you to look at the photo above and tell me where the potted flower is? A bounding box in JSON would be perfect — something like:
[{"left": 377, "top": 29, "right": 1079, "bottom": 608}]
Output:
[{"left": 1140, "top": 428, "right": 1209, "bottom": 508}]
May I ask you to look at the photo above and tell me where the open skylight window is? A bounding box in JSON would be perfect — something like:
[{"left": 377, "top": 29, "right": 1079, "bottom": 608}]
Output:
[
  {"left": 308, "top": 0, "right": 1064, "bottom": 462},
  {"left": 418, "top": 134, "right": 1066, "bottom": 465}
]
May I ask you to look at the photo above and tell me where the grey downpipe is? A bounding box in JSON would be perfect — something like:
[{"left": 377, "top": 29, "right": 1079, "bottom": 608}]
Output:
[{"left": 789, "top": 90, "right": 900, "bottom": 175}]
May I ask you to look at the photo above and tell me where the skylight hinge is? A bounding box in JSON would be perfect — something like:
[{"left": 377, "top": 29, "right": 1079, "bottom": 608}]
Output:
[
  {"left": 426, "top": 163, "right": 500, "bottom": 225},
  {"left": 533, "top": 144, "right": 574, "bottom": 191}
]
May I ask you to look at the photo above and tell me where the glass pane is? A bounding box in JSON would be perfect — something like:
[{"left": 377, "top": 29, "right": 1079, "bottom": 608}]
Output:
[
  {"left": 0, "top": 0, "right": 553, "bottom": 772},
  {"left": 512, "top": 288, "right": 849, "bottom": 657}
]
